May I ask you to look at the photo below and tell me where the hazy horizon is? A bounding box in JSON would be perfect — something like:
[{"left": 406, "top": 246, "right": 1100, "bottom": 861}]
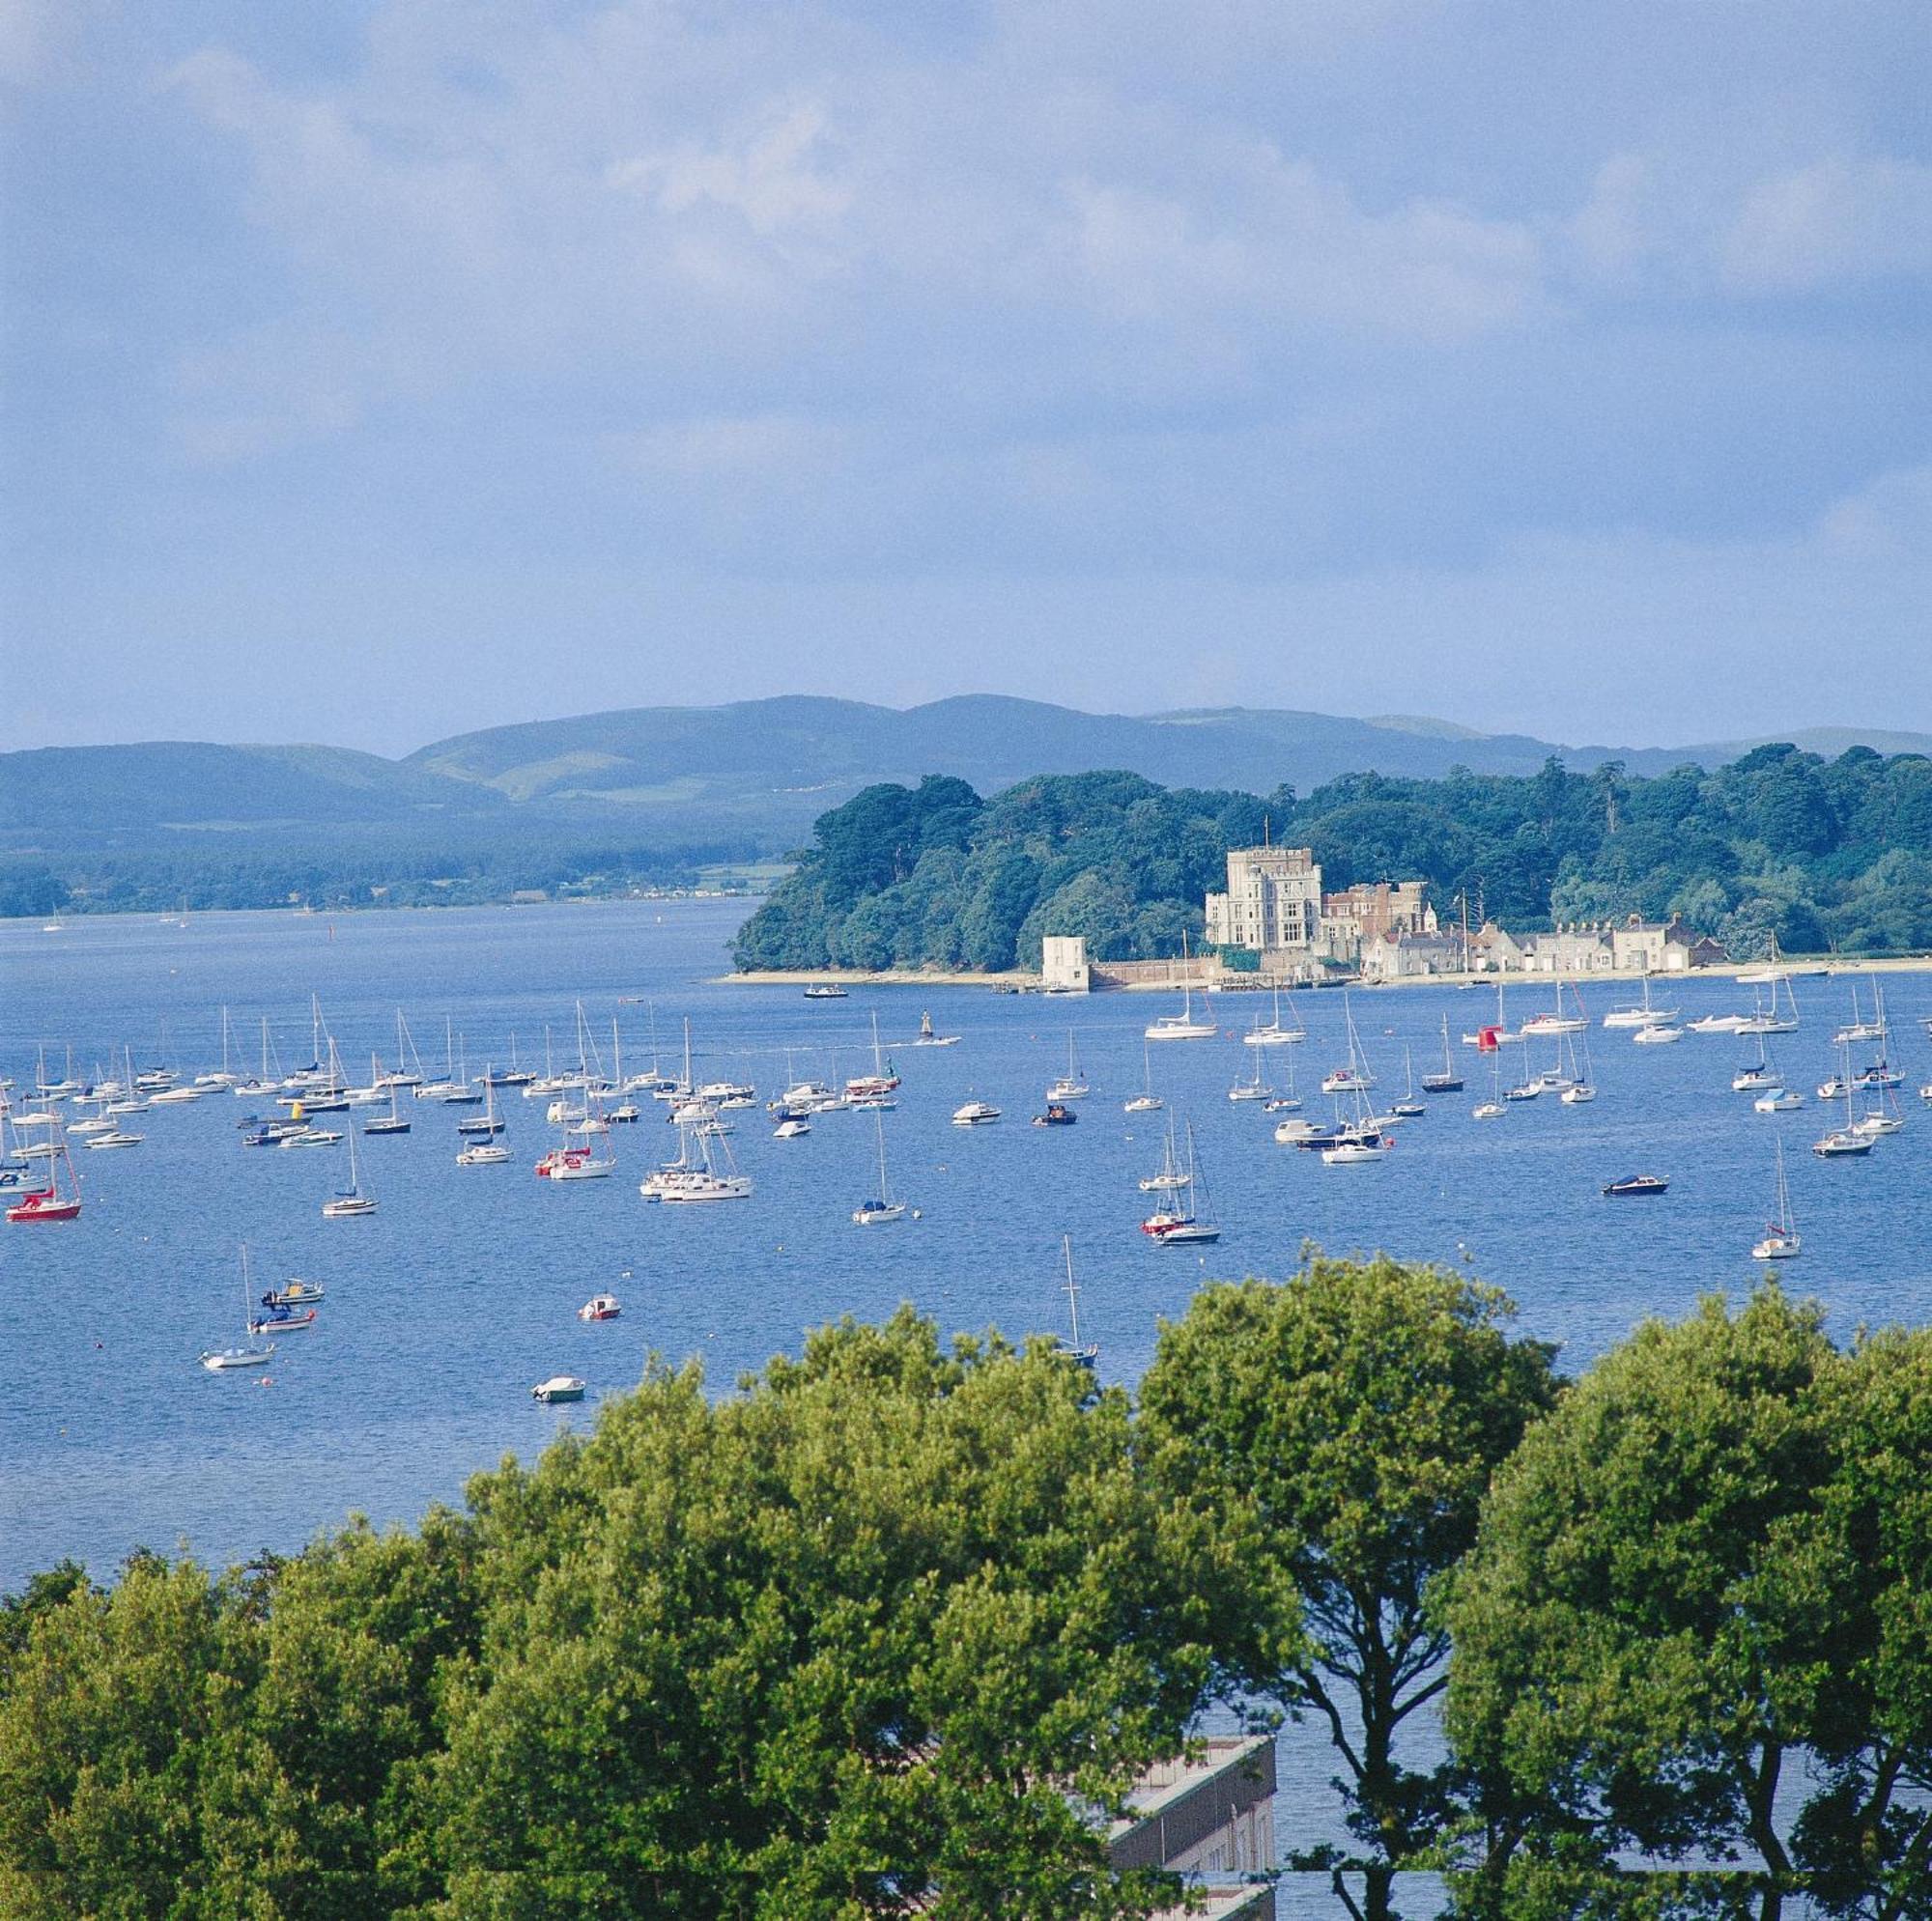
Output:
[{"left": 5, "top": 2, "right": 1928, "bottom": 755}]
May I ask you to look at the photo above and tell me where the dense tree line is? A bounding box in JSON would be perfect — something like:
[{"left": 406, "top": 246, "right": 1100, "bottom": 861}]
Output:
[
  {"left": 7, "top": 1266, "right": 1928, "bottom": 1918},
  {"left": 731, "top": 747, "right": 1932, "bottom": 972}
]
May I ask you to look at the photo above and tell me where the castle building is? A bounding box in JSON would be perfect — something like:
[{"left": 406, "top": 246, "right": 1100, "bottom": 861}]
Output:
[{"left": 1207, "top": 847, "right": 1434, "bottom": 973}]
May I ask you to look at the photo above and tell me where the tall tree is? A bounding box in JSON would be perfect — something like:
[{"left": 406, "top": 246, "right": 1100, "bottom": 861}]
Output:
[
  {"left": 1139, "top": 1255, "right": 1560, "bottom": 1921},
  {"left": 1443, "top": 1285, "right": 1851, "bottom": 1921}
]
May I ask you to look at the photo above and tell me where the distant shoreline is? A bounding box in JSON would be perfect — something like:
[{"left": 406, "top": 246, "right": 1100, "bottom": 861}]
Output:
[{"left": 723, "top": 958, "right": 1932, "bottom": 994}]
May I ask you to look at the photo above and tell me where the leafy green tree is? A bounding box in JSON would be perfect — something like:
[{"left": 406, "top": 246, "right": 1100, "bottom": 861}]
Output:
[
  {"left": 1140, "top": 1256, "right": 1560, "bottom": 1921},
  {"left": 1444, "top": 1285, "right": 1842, "bottom": 1921},
  {"left": 412, "top": 1311, "right": 1237, "bottom": 1917}
]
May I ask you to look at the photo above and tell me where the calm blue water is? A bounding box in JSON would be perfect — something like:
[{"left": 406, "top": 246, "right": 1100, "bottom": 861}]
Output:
[
  {"left": 2, "top": 901, "right": 1922, "bottom": 1889},
  {"left": 5, "top": 901, "right": 1928, "bottom": 1583}
]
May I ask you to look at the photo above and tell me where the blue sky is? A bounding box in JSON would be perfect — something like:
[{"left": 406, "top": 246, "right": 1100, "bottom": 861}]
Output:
[{"left": 3, "top": 0, "right": 1928, "bottom": 754}]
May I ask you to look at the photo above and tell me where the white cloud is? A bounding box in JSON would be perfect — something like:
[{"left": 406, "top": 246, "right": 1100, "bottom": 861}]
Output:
[{"left": 1722, "top": 156, "right": 1932, "bottom": 294}]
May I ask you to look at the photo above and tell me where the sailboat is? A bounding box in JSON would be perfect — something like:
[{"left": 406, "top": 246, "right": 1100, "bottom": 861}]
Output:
[
  {"left": 1732, "top": 1039, "right": 1782, "bottom": 1094},
  {"left": 1604, "top": 974, "right": 1678, "bottom": 1031},
  {"left": 457, "top": 1076, "right": 511, "bottom": 1164},
  {"left": 1145, "top": 937, "right": 1215, "bottom": 1041},
  {"left": 1141, "top": 1120, "right": 1220, "bottom": 1241},
  {"left": 1052, "top": 1237, "right": 1098, "bottom": 1370},
  {"left": 1390, "top": 1047, "right": 1426, "bottom": 1118},
  {"left": 1736, "top": 975, "right": 1801, "bottom": 1035},
  {"left": 1833, "top": 985, "right": 1884, "bottom": 1046},
  {"left": 364, "top": 1067, "right": 412, "bottom": 1135},
  {"left": 458, "top": 1070, "right": 506, "bottom": 1137},
  {"left": 1227, "top": 1048, "right": 1272, "bottom": 1102},
  {"left": 1241, "top": 985, "right": 1305, "bottom": 1047},
  {"left": 1472, "top": 1050, "right": 1506, "bottom": 1120},
  {"left": 1813, "top": 1045, "right": 1875, "bottom": 1157},
  {"left": 201, "top": 1247, "right": 277, "bottom": 1370},
  {"left": 1138, "top": 1115, "right": 1191, "bottom": 1192},
  {"left": 1046, "top": 1031, "right": 1090, "bottom": 1101},
  {"left": 1520, "top": 981, "right": 1587, "bottom": 1035},
  {"left": 845, "top": 1013, "right": 901, "bottom": 1101},
  {"left": 5, "top": 1120, "right": 81, "bottom": 1221},
  {"left": 1319, "top": 995, "right": 1377, "bottom": 1094},
  {"left": 1124, "top": 1040, "right": 1163, "bottom": 1114},
  {"left": 1752, "top": 1141, "right": 1802, "bottom": 1259},
  {"left": 1420, "top": 1015, "right": 1463, "bottom": 1093},
  {"left": 647, "top": 1123, "right": 753, "bottom": 1201},
  {"left": 321, "top": 1126, "right": 379, "bottom": 1216},
  {"left": 1559, "top": 1028, "right": 1597, "bottom": 1104},
  {"left": 851, "top": 1111, "right": 908, "bottom": 1224}
]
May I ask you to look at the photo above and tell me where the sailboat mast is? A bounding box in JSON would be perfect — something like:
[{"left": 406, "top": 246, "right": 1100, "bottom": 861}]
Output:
[{"left": 1063, "top": 1236, "right": 1082, "bottom": 1349}]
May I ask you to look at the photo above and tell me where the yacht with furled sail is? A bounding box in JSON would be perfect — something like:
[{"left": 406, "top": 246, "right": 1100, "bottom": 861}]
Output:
[
  {"left": 201, "top": 1247, "right": 277, "bottom": 1370},
  {"left": 5, "top": 1119, "right": 81, "bottom": 1221},
  {"left": 1241, "top": 985, "right": 1305, "bottom": 1047},
  {"left": 1140, "top": 1120, "right": 1219, "bottom": 1243},
  {"left": 1420, "top": 1016, "right": 1463, "bottom": 1093},
  {"left": 1520, "top": 981, "right": 1587, "bottom": 1036},
  {"left": 1145, "top": 936, "right": 1215, "bottom": 1041},
  {"left": 851, "top": 1111, "right": 907, "bottom": 1225},
  {"left": 321, "top": 1127, "right": 378, "bottom": 1216},
  {"left": 1051, "top": 1237, "right": 1098, "bottom": 1370},
  {"left": 1603, "top": 975, "right": 1677, "bottom": 1030},
  {"left": 1046, "top": 1030, "right": 1090, "bottom": 1101},
  {"left": 1751, "top": 1141, "right": 1801, "bottom": 1259},
  {"left": 1139, "top": 1115, "right": 1190, "bottom": 1192},
  {"left": 1814, "top": 1046, "right": 1875, "bottom": 1157},
  {"left": 845, "top": 1013, "right": 901, "bottom": 1102},
  {"left": 1124, "top": 1040, "right": 1163, "bottom": 1114}
]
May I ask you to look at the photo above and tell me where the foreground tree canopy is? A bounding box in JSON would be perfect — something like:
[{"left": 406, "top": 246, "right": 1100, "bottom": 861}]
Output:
[
  {"left": 730, "top": 746, "right": 1932, "bottom": 972},
  {"left": 2, "top": 1268, "right": 1928, "bottom": 1921}
]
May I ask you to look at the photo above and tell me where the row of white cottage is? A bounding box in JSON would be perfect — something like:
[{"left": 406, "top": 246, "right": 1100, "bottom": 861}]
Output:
[{"left": 1362, "top": 914, "right": 1729, "bottom": 982}]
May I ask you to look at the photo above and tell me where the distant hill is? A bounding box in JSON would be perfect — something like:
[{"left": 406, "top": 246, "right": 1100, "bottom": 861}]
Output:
[{"left": 5, "top": 701, "right": 1930, "bottom": 914}]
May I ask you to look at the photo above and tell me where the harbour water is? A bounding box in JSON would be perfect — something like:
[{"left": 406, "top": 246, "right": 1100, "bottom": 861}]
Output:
[{"left": 3, "top": 899, "right": 1925, "bottom": 1887}]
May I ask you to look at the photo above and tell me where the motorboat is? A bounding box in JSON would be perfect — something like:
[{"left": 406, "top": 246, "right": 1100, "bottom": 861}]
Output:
[
  {"left": 248, "top": 1306, "right": 316, "bottom": 1336},
  {"left": 281, "top": 1128, "right": 343, "bottom": 1148},
  {"left": 1754, "top": 1089, "right": 1804, "bottom": 1113},
  {"left": 1033, "top": 1103, "right": 1077, "bottom": 1127},
  {"left": 952, "top": 1100, "right": 1001, "bottom": 1125},
  {"left": 1603, "top": 1174, "right": 1669, "bottom": 1198},
  {"left": 457, "top": 1141, "right": 510, "bottom": 1166},
  {"left": 261, "top": 1279, "right": 325, "bottom": 1310},
  {"left": 773, "top": 1117, "right": 810, "bottom": 1139},
  {"left": 1321, "top": 1134, "right": 1392, "bottom": 1165},
  {"left": 803, "top": 984, "right": 848, "bottom": 999},
  {"left": 578, "top": 1295, "right": 622, "bottom": 1321},
  {"left": 85, "top": 1129, "right": 143, "bottom": 1149},
  {"left": 1632, "top": 1024, "right": 1683, "bottom": 1045},
  {"left": 531, "top": 1375, "right": 587, "bottom": 1402}
]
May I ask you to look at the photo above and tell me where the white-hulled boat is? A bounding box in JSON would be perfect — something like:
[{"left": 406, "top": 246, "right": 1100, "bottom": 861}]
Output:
[
  {"left": 1124, "top": 1040, "right": 1163, "bottom": 1114},
  {"left": 1145, "top": 940, "right": 1215, "bottom": 1041},
  {"left": 1241, "top": 985, "right": 1306, "bottom": 1047},
  {"left": 852, "top": 1111, "right": 908, "bottom": 1225},
  {"left": 1754, "top": 1088, "right": 1804, "bottom": 1113},
  {"left": 321, "top": 1128, "right": 378, "bottom": 1216},
  {"left": 578, "top": 1294, "right": 621, "bottom": 1322},
  {"left": 1045, "top": 1030, "right": 1090, "bottom": 1102},
  {"left": 531, "top": 1375, "right": 586, "bottom": 1403},
  {"left": 457, "top": 1138, "right": 510, "bottom": 1166},
  {"left": 202, "top": 1247, "right": 276, "bottom": 1370},
  {"left": 1751, "top": 1142, "right": 1801, "bottom": 1260},
  {"left": 1141, "top": 1120, "right": 1219, "bottom": 1241},
  {"left": 952, "top": 1100, "right": 1001, "bottom": 1126}
]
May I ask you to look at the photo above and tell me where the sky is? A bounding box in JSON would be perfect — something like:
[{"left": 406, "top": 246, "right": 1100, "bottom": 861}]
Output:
[{"left": 3, "top": 0, "right": 1929, "bottom": 757}]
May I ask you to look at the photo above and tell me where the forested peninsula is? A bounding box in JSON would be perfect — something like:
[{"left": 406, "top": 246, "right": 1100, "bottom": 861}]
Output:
[
  {"left": 4, "top": 1266, "right": 1926, "bottom": 1918},
  {"left": 731, "top": 746, "right": 1932, "bottom": 974}
]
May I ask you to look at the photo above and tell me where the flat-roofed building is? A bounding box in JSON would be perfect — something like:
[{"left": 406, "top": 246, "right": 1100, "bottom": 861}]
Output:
[
  {"left": 1040, "top": 934, "right": 1091, "bottom": 993},
  {"left": 1109, "top": 1735, "right": 1276, "bottom": 1912}
]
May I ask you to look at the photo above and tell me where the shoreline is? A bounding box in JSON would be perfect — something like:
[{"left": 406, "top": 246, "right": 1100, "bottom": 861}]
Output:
[{"left": 722, "top": 957, "right": 1932, "bottom": 994}]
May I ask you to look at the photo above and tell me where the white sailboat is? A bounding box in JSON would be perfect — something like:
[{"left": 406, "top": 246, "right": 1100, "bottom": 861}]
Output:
[
  {"left": 1472, "top": 1049, "right": 1506, "bottom": 1120},
  {"left": 200, "top": 1247, "right": 276, "bottom": 1370},
  {"left": 321, "top": 1126, "right": 378, "bottom": 1216},
  {"left": 1145, "top": 937, "right": 1215, "bottom": 1041},
  {"left": 1123, "top": 1040, "right": 1163, "bottom": 1114},
  {"left": 851, "top": 1111, "right": 908, "bottom": 1225},
  {"left": 1558, "top": 1028, "right": 1597, "bottom": 1104},
  {"left": 1052, "top": 1236, "right": 1098, "bottom": 1370},
  {"left": 1814, "top": 1045, "right": 1875, "bottom": 1157},
  {"left": 1140, "top": 1120, "right": 1219, "bottom": 1241},
  {"left": 1046, "top": 1030, "right": 1090, "bottom": 1101},
  {"left": 1139, "top": 1115, "right": 1190, "bottom": 1192},
  {"left": 1751, "top": 1141, "right": 1801, "bottom": 1259},
  {"left": 1604, "top": 974, "right": 1678, "bottom": 1030},
  {"left": 1242, "top": 985, "right": 1305, "bottom": 1047}
]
